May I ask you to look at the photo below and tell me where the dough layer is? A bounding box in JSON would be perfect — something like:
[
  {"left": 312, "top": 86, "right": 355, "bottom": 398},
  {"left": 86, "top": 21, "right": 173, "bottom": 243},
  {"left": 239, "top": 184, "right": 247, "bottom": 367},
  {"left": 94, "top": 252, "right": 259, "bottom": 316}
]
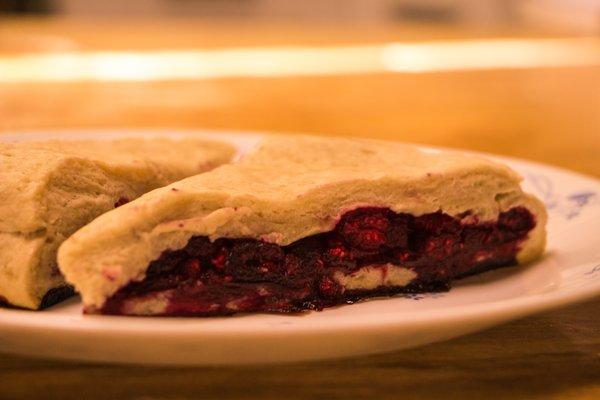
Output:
[
  {"left": 58, "top": 135, "right": 547, "bottom": 309},
  {"left": 0, "top": 138, "right": 235, "bottom": 309}
]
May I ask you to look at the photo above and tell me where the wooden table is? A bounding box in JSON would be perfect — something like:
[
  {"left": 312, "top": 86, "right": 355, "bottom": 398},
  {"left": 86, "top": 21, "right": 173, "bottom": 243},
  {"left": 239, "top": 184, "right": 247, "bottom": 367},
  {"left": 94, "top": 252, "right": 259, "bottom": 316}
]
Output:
[{"left": 0, "top": 18, "right": 599, "bottom": 399}]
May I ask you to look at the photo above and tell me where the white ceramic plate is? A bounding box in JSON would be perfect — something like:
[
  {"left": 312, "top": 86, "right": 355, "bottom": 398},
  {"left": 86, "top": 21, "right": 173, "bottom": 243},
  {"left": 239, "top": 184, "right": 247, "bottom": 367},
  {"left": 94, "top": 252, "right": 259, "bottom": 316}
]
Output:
[{"left": 1, "top": 129, "right": 599, "bottom": 366}]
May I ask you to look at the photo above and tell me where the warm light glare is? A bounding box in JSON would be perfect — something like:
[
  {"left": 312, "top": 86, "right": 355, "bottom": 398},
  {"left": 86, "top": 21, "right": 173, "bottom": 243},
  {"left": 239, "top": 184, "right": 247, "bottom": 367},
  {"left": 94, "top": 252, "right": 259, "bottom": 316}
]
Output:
[
  {"left": 0, "top": 38, "right": 598, "bottom": 83},
  {"left": 382, "top": 38, "right": 600, "bottom": 72}
]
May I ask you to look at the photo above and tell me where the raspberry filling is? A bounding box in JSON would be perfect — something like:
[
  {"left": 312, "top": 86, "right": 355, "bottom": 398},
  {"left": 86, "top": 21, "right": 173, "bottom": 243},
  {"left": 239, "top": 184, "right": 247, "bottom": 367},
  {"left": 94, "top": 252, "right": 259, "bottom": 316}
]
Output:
[
  {"left": 99, "top": 207, "right": 535, "bottom": 316},
  {"left": 114, "top": 197, "right": 129, "bottom": 208}
]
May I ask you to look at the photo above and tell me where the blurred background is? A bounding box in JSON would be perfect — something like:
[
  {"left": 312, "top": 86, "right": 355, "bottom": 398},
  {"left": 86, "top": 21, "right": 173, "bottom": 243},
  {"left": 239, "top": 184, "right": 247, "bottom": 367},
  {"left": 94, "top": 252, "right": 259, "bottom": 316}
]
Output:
[{"left": 0, "top": 0, "right": 599, "bottom": 174}]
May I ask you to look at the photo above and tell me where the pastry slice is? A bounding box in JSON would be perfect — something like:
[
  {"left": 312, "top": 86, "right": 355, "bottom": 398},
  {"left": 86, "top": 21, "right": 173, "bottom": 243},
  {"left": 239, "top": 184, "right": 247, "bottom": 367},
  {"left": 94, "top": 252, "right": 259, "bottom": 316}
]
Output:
[
  {"left": 0, "top": 137, "right": 235, "bottom": 310},
  {"left": 58, "top": 136, "right": 547, "bottom": 316}
]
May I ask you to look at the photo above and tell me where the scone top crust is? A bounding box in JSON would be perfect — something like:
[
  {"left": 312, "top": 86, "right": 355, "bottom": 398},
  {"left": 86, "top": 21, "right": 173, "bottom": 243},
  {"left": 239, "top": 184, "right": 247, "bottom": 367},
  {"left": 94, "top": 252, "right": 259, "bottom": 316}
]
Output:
[
  {"left": 0, "top": 137, "right": 234, "bottom": 309},
  {"left": 0, "top": 138, "right": 235, "bottom": 235},
  {"left": 58, "top": 135, "right": 547, "bottom": 308}
]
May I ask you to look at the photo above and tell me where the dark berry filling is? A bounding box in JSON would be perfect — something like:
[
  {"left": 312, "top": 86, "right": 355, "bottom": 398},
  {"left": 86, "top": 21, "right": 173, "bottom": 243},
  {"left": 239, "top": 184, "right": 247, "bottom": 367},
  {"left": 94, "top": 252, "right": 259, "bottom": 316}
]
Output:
[
  {"left": 114, "top": 197, "right": 129, "bottom": 208},
  {"left": 100, "top": 207, "right": 535, "bottom": 316}
]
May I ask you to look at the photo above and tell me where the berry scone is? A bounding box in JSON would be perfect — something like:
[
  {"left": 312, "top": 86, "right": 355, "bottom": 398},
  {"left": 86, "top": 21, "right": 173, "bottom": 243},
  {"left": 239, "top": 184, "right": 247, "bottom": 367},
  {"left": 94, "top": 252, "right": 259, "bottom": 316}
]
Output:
[
  {"left": 58, "top": 136, "right": 547, "bottom": 316},
  {"left": 0, "top": 138, "right": 235, "bottom": 310}
]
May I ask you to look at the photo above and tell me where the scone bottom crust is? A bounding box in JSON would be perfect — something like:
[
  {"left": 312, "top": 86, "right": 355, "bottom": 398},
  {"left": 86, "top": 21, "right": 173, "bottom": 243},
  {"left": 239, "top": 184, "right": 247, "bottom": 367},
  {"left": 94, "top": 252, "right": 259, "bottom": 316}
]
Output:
[
  {"left": 0, "top": 197, "right": 129, "bottom": 310},
  {"left": 93, "top": 206, "right": 537, "bottom": 316},
  {"left": 0, "top": 286, "right": 75, "bottom": 310}
]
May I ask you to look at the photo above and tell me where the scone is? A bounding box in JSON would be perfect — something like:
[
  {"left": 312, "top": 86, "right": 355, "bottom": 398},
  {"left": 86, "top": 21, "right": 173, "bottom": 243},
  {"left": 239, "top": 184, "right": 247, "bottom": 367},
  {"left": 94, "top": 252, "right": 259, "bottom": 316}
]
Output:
[
  {"left": 0, "top": 137, "right": 235, "bottom": 310},
  {"left": 58, "top": 136, "right": 547, "bottom": 316}
]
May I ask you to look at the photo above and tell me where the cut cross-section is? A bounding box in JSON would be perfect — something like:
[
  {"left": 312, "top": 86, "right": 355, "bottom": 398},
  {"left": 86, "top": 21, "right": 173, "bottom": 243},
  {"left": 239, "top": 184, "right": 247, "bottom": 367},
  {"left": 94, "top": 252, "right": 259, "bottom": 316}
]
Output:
[{"left": 98, "top": 206, "right": 535, "bottom": 316}]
